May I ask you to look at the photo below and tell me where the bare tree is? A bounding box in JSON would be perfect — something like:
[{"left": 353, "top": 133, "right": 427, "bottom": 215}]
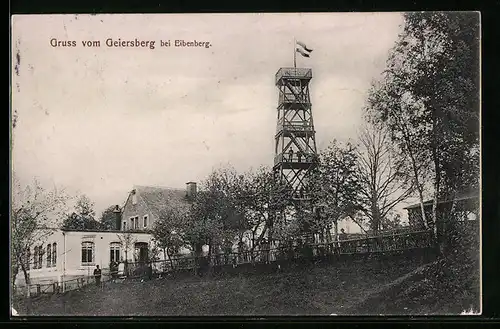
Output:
[
  {"left": 355, "top": 123, "right": 414, "bottom": 235},
  {"left": 11, "top": 174, "right": 70, "bottom": 296},
  {"left": 117, "top": 231, "right": 137, "bottom": 275}
]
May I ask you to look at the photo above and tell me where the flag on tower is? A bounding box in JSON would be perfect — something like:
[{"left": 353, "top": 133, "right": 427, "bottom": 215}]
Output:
[{"left": 296, "top": 41, "right": 313, "bottom": 57}]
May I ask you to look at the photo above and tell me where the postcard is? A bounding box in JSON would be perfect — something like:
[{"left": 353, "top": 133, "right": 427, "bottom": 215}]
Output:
[{"left": 10, "top": 12, "right": 481, "bottom": 316}]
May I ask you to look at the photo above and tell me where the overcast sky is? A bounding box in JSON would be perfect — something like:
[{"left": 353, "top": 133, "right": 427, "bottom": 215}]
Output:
[{"left": 11, "top": 13, "right": 405, "bottom": 217}]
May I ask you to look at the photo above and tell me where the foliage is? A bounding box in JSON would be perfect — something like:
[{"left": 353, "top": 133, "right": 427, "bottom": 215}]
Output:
[
  {"left": 241, "top": 166, "right": 294, "bottom": 248},
  {"left": 61, "top": 195, "right": 102, "bottom": 230},
  {"left": 182, "top": 165, "right": 281, "bottom": 256},
  {"left": 152, "top": 203, "right": 187, "bottom": 266},
  {"left": 307, "top": 140, "right": 361, "bottom": 239},
  {"left": 366, "top": 12, "right": 480, "bottom": 237},
  {"left": 99, "top": 205, "right": 119, "bottom": 230}
]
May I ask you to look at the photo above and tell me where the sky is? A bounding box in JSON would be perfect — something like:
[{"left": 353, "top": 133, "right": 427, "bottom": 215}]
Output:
[{"left": 11, "top": 13, "right": 406, "bottom": 219}]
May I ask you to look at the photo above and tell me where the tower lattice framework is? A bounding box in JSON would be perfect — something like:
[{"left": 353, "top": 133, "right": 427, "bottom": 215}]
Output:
[{"left": 273, "top": 67, "right": 318, "bottom": 209}]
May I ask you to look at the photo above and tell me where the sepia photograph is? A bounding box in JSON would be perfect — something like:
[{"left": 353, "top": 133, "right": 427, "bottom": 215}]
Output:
[{"left": 10, "top": 12, "right": 480, "bottom": 317}]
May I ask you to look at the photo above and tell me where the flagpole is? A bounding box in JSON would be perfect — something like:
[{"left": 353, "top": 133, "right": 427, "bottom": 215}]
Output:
[{"left": 293, "top": 37, "right": 297, "bottom": 70}]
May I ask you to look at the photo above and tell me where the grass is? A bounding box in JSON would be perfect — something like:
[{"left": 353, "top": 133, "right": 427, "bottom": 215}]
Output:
[
  {"left": 12, "top": 251, "right": 479, "bottom": 316},
  {"left": 349, "top": 245, "right": 481, "bottom": 315}
]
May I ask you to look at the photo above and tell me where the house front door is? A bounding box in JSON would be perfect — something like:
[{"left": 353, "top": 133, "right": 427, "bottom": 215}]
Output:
[{"left": 135, "top": 242, "right": 149, "bottom": 263}]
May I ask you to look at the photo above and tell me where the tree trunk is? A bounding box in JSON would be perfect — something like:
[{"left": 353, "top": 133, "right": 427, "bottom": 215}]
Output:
[
  {"left": 250, "top": 224, "right": 268, "bottom": 252},
  {"left": 325, "top": 224, "right": 332, "bottom": 243},
  {"left": 445, "top": 193, "right": 458, "bottom": 253},
  {"left": 268, "top": 224, "right": 274, "bottom": 249},
  {"left": 207, "top": 240, "right": 213, "bottom": 265},
  {"left": 11, "top": 263, "right": 19, "bottom": 293},
  {"left": 397, "top": 116, "right": 428, "bottom": 230},
  {"left": 18, "top": 259, "right": 32, "bottom": 315},
  {"left": 333, "top": 220, "right": 338, "bottom": 241},
  {"left": 124, "top": 250, "right": 129, "bottom": 276},
  {"left": 251, "top": 231, "right": 255, "bottom": 250},
  {"left": 417, "top": 188, "right": 428, "bottom": 230},
  {"left": 431, "top": 114, "right": 441, "bottom": 253},
  {"left": 21, "top": 265, "right": 31, "bottom": 298},
  {"left": 166, "top": 249, "right": 174, "bottom": 271},
  {"left": 432, "top": 181, "right": 439, "bottom": 234},
  {"left": 238, "top": 234, "right": 245, "bottom": 254},
  {"left": 371, "top": 202, "right": 381, "bottom": 235}
]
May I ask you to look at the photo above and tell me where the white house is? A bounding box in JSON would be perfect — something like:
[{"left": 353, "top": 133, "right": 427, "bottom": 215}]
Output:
[
  {"left": 15, "top": 228, "right": 160, "bottom": 287},
  {"left": 15, "top": 182, "right": 199, "bottom": 287}
]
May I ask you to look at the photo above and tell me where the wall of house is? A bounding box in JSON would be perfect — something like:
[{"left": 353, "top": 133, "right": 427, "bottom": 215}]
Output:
[
  {"left": 15, "top": 229, "right": 166, "bottom": 286},
  {"left": 62, "top": 230, "right": 156, "bottom": 277},
  {"left": 15, "top": 230, "right": 65, "bottom": 286},
  {"left": 121, "top": 191, "right": 157, "bottom": 231}
]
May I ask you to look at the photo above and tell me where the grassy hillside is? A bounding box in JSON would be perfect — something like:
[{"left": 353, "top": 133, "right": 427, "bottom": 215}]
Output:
[
  {"left": 349, "top": 245, "right": 481, "bottom": 315},
  {"left": 13, "top": 251, "right": 479, "bottom": 316}
]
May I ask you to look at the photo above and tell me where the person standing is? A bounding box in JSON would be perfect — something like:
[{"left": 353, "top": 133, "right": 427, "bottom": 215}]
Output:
[
  {"left": 93, "top": 265, "right": 102, "bottom": 287},
  {"left": 339, "top": 228, "right": 347, "bottom": 241}
]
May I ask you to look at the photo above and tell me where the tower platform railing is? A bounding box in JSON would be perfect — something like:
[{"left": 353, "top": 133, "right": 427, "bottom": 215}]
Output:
[
  {"left": 275, "top": 68, "right": 312, "bottom": 85},
  {"left": 276, "top": 118, "right": 314, "bottom": 133},
  {"left": 274, "top": 152, "right": 318, "bottom": 166},
  {"left": 278, "top": 93, "right": 311, "bottom": 105}
]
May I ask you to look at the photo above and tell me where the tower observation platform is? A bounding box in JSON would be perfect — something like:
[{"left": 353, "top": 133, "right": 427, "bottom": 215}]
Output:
[{"left": 273, "top": 67, "right": 318, "bottom": 201}]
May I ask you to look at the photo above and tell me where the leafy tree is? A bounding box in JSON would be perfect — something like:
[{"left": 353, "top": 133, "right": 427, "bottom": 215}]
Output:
[
  {"left": 183, "top": 190, "right": 218, "bottom": 257},
  {"left": 366, "top": 12, "right": 480, "bottom": 248},
  {"left": 183, "top": 167, "right": 237, "bottom": 259},
  {"left": 61, "top": 195, "right": 102, "bottom": 230},
  {"left": 11, "top": 174, "right": 69, "bottom": 296},
  {"left": 307, "top": 140, "right": 362, "bottom": 241},
  {"left": 152, "top": 204, "right": 187, "bottom": 270},
  {"left": 238, "top": 166, "right": 294, "bottom": 251},
  {"left": 380, "top": 212, "right": 404, "bottom": 231},
  {"left": 355, "top": 122, "right": 414, "bottom": 234},
  {"left": 99, "top": 205, "right": 120, "bottom": 230}
]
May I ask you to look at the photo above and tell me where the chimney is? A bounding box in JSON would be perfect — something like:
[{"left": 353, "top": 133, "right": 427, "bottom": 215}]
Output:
[
  {"left": 131, "top": 189, "right": 137, "bottom": 205},
  {"left": 186, "top": 182, "right": 197, "bottom": 199},
  {"left": 113, "top": 205, "right": 122, "bottom": 230}
]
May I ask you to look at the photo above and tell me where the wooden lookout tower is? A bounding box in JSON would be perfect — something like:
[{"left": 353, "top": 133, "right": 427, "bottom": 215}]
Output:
[{"left": 272, "top": 67, "right": 319, "bottom": 221}]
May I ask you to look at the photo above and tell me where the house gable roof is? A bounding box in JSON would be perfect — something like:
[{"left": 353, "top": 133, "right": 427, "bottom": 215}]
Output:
[{"left": 134, "top": 185, "right": 190, "bottom": 218}]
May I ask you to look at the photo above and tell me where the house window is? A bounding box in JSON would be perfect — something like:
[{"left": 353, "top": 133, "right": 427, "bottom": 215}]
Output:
[
  {"left": 130, "top": 217, "right": 135, "bottom": 230},
  {"left": 46, "top": 244, "right": 52, "bottom": 268},
  {"left": 123, "top": 221, "right": 127, "bottom": 231},
  {"left": 52, "top": 243, "right": 57, "bottom": 267},
  {"left": 81, "top": 241, "right": 95, "bottom": 265},
  {"left": 38, "top": 245, "right": 43, "bottom": 269},
  {"left": 110, "top": 242, "right": 121, "bottom": 263},
  {"left": 130, "top": 216, "right": 139, "bottom": 229},
  {"left": 143, "top": 215, "right": 148, "bottom": 228}
]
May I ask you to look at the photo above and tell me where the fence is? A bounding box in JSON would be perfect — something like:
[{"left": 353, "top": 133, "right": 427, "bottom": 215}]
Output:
[
  {"left": 11, "top": 225, "right": 470, "bottom": 301},
  {"left": 13, "top": 270, "right": 114, "bottom": 299},
  {"left": 122, "top": 229, "right": 435, "bottom": 277}
]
